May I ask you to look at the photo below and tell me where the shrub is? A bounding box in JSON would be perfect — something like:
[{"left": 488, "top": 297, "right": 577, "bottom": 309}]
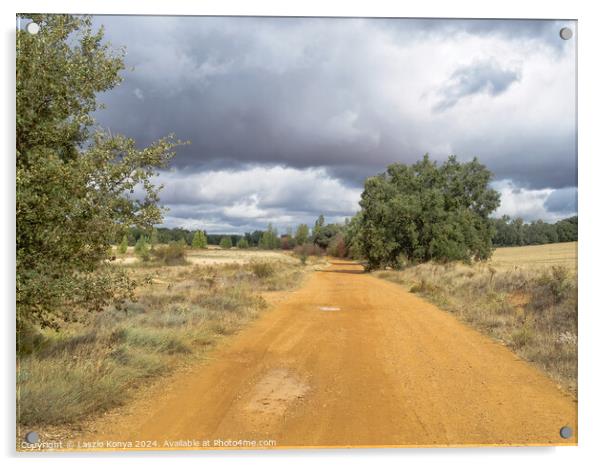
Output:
[
  {"left": 151, "top": 241, "right": 188, "bottom": 266},
  {"left": 118, "top": 234, "right": 128, "bottom": 254},
  {"left": 237, "top": 238, "right": 249, "bottom": 249},
  {"left": 134, "top": 236, "right": 151, "bottom": 261},
  {"left": 531, "top": 265, "right": 572, "bottom": 309},
  {"left": 219, "top": 236, "right": 233, "bottom": 249},
  {"left": 294, "top": 243, "right": 323, "bottom": 258},
  {"left": 511, "top": 326, "right": 533, "bottom": 349},
  {"left": 250, "top": 261, "right": 275, "bottom": 278}
]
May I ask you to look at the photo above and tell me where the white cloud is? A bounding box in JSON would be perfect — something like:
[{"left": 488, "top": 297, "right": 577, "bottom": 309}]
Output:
[
  {"left": 492, "top": 180, "right": 576, "bottom": 223},
  {"left": 156, "top": 165, "right": 362, "bottom": 232}
]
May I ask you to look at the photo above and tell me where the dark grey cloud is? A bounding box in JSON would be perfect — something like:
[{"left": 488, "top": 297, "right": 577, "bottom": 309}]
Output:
[
  {"left": 89, "top": 16, "right": 576, "bottom": 229},
  {"left": 434, "top": 60, "right": 521, "bottom": 111},
  {"left": 544, "top": 187, "right": 578, "bottom": 214}
]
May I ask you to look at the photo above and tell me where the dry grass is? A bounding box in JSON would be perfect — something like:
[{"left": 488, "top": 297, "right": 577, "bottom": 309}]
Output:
[
  {"left": 376, "top": 243, "right": 577, "bottom": 394},
  {"left": 17, "top": 254, "right": 307, "bottom": 427},
  {"left": 490, "top": 241, "right": 577, "bottom": 273},
  {"left": 112, "top": 246, "right": 301, "bottom": 267}
]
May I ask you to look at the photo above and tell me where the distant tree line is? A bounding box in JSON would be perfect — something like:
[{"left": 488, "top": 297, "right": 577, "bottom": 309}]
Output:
[
  {"left": 121, "top": 156, "right": 577, "bottom": 266},
  {"left": 492, "top": 215, "right": 577, "bottom": 247}
]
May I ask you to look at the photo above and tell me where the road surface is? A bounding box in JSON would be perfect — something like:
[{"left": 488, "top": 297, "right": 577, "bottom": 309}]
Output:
[{"left": 78, "top": 260, "right": 577, "bottom": 449}]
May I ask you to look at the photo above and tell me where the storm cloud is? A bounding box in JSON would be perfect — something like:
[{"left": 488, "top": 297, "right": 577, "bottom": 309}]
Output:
[{"left": 92, "top": 16, "right": 577, "bottom": 232}]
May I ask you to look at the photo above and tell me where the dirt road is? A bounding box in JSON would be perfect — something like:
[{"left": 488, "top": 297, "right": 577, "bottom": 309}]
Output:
[{"left": 79, "top": 261, "right": 577, "bottom": 449}]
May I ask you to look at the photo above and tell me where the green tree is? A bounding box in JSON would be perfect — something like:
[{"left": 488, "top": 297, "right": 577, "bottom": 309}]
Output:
[
  {"left": 16, "top": 15, "right": 181, "bottom": 331},
  {"left": 294, "top": 224, "right": 310, "bottom": 246},
  {"left": 118, "top": 234, "right": 129, "bottom": 255},
  {"left": 247, "top": 230, "right": 263, "bottom": 247},
  {"left": 357, "top": 155, "right": 500, "bottom": 269},
  {"left": 191, "top": 230, "right": 207, "bottom": 249},
  {"left": 343, "top": 213, "right": 364, "bottom": 259},
  {"left": 556, "top": 216, "right": 578, "bottom": 242},
  {"left": 134, "top": 236, "right": 150, "bottom": 261},
  {"left": 313, "top": 222, "right": 342, "bottom": 249},
  {"left": 219, "top": 236, "right": 233, "bottom": 249},
  {"left": 237, "top": 237, "right": 250, "bottom": 249},
  {"left": 259, "top": 224, "right": 280, "bottom": 250},
  {"left": 313, "top": 215, "right": 325, "bottom": 240},
  {"left": 326, "top": 232, "right": 347, "bottom": 257}
]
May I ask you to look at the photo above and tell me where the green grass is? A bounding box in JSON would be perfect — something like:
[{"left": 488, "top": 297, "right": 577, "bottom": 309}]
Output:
[{"left": 17, "top": 257, "right": 305, "bottom": 427}]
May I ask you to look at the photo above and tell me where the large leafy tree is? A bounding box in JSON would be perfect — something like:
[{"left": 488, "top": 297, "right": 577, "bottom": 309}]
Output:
[
  {"left": 17, "top": 15, "right": 181, "bottom": 331},
  {"left": 357, "top": 155, "right": 500, "bottom": 269}
]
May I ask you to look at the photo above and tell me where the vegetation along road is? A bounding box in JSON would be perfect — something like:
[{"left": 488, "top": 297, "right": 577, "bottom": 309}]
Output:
[{"left": 78, "top": 259, "right": 576, "bottom": 449}]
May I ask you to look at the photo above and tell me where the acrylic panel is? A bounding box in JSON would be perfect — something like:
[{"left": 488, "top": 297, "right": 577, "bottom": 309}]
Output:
[{"left": 16, "top": 14, "right": 577, "bottom": 451}]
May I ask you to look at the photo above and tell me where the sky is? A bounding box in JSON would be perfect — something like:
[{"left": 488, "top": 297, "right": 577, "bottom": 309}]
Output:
[{"left": 92, "top": 16, "right": 577, "bottom": 233}]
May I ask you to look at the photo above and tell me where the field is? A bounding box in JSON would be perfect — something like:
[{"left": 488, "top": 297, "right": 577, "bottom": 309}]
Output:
[
  {"left": 114, "top": 247, "right": 299, "bottom": 267},
  {"left": 17, "top": 248, "right": 323, "bottom": 432},
  {"left": 490, "top": 242, "right": 577, "bottom": 273},
  {"left": 376, "top": 241, "right": 578, "bottom": 393}
]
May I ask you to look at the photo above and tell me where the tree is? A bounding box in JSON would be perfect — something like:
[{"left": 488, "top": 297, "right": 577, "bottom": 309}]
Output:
[
  {"left": 16, "top": 14, "right": 182, "bottom": 331},
  {"left": 259, "top": 224, "right": 280, "bottom": 250},
  {"left": 313, "top": 222, "right": 342, "bottom": 249},
  {"left": 219, "top": 236, "right": 233, "bottom": 249},
  {"left": 294, "top": 224, "right": 310, "bottom": 246},
  {"left": 357, "top": 155, "right": 500, "bottom": 269},
  {"left": 556, "top": 216, "right": 578, "bottom": 242},
  {"left": 247, "top": 230, "right": 263, "bottom": 247},
  {"left": 191, "top": 230, "right": 207, "bottom": 249},
  {"left": 118, "top": 234, "right": 129, "bottom": 255},
  {"left": 134, "top": 236, "right": 150, "bottom": 261},
  {"left": 326, "top": 232, "right": 347, "bottom": 257},
  {"left": 313, "top": 215, "right": 325, "bottom": 239},
  {"left": 343, "top": 213, "right": 364, "bottom": 259},
  {"left": 237, "top": 238, "right": 250, "bottom": 249}
]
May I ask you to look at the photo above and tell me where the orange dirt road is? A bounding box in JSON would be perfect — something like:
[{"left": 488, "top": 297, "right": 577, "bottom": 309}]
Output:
[{"left": 80, "top": 261, "right": 577, "bottom": 449}]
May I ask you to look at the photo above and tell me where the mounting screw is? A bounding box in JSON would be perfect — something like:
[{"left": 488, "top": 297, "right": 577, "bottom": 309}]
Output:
[
  {"left": 24, "top": 431, "right": 39, "bottom": 444},
  {"left": 559, "top": 425, "right": 573, "bottom": 439},
  {"left": 559, "top": 27, "right": 573, "bottom": 40}
]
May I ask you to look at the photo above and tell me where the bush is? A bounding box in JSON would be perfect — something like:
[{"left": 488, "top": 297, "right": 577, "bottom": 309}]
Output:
[
  {"left": 237, "top": 238, "right": 249, "bottom": 249},
  {"left": 134, "top": 236, "right": 151, "bottom": 261},
  {"left": 294, "top": 243, "right": 323, "bottom": 258},
  {"left": 531, "top": 265, "right": 572, "bottom": 309},
  {"left": 511, "top": 326, "right": 533, "bottom": 349},
  {"left": 151, "top": 241, "right": 188, "bottom": 266},
  {"left": 118, "top": 234, "right": 128, "bottom": 254},
  {"left": 250, "top": 261, "right": 275, "bottom": 278},
  {"left": 219, "top": 236, "right": 233, "bottom": 249}
]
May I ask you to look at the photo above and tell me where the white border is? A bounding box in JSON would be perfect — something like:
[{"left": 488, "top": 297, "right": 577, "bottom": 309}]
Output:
[{"left": 3, "top": 1, "right": 601, "bottom": 465}]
